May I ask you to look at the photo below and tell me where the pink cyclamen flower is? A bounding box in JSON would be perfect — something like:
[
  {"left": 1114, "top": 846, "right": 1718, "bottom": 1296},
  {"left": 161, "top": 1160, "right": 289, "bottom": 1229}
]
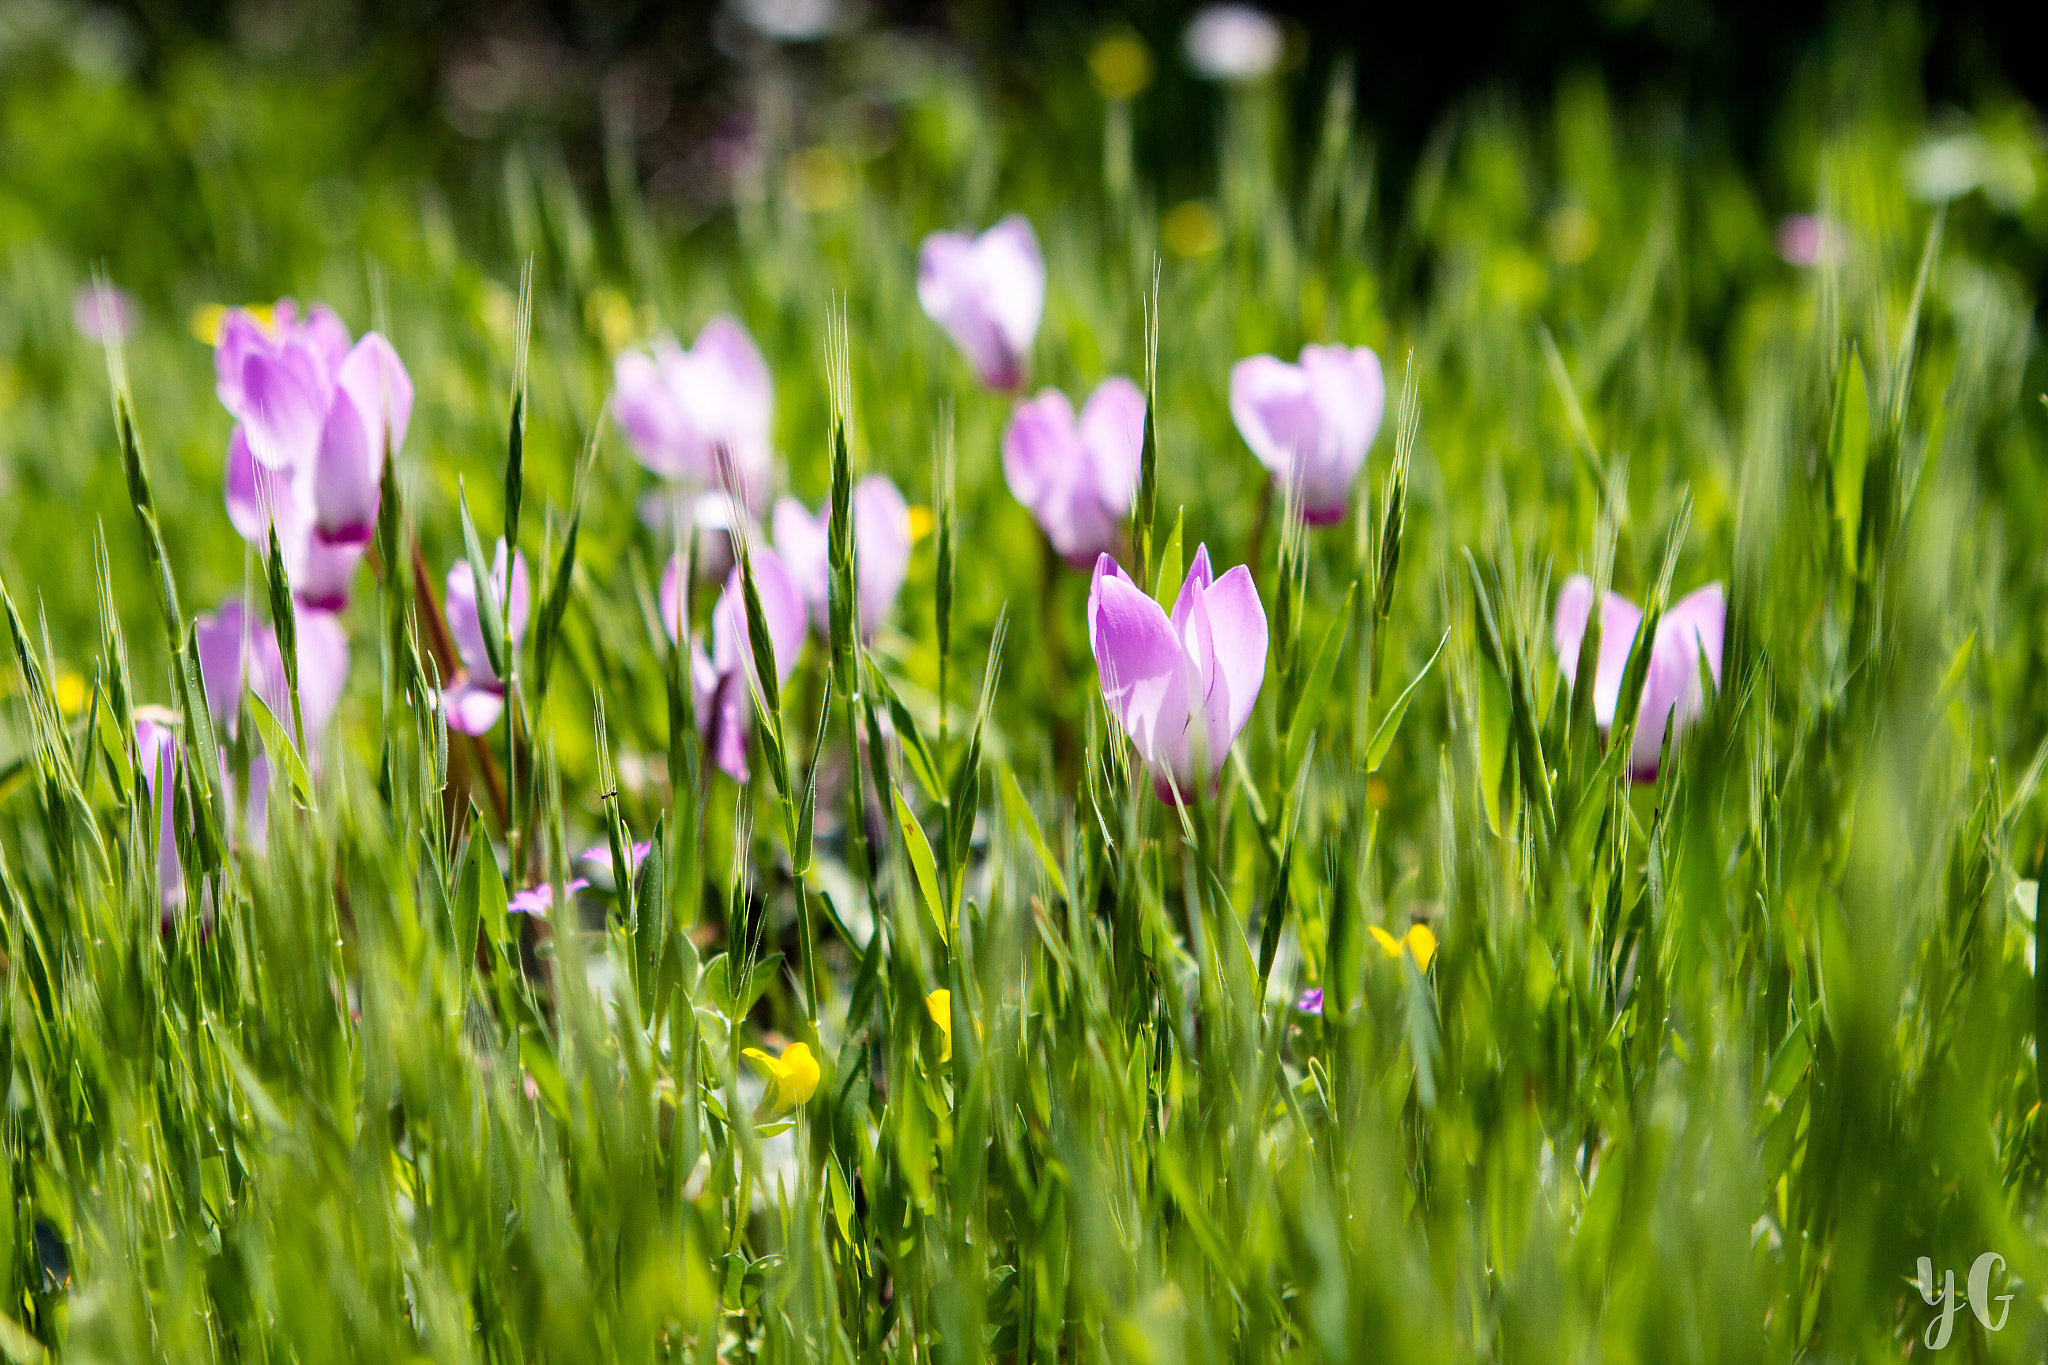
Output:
[
  {"left": 218, "top": 299, "right": 413, "bottom": 610},
  {"left": 659, "top": 545, "right": 809, "bottom": 783},
  {"left": 443, "top": 541, "right": 531, "bottom": 736},
  {"left": 73, "top": 283, "right": 137, "bottom": 342},
  {"left": 509, "top": 879, "right": 589, "bottom": 917},
  {"left": 1002, "top": 377, "right": 1145, "bottom": 567},
  {"left": 612, "top": 316, "right": 774, "bottom": 512},
  {"left": 1774, "top": 214, "right": 1847, "bottom": 268},
  {"left": 1229, "top": 344, "right": 1385, "bottom": 525},
  {"left": 193, "top": 600, "right": 350, "bottom": 851},
  {"left": 135, "top": 719, "right": 185, "bottom": 927},
  {"left": 1552, "top": 575, "right": 1725, "bottom": 782},
  {"left": 917, "top": 216, "right": 1045, "bottom": 390},
  {"left": 772, "top": 474, "right": 913, "bottom": 636},
  {"left": 1088, "top": 544, "right": 1268, "bottom": 801}
]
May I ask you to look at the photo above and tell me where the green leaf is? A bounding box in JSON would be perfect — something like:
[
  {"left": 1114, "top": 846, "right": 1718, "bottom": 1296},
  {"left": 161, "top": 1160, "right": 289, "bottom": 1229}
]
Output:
[
  {"left": 246, "top": 689, "right": 313, "bottom": 810},
  {"left": 999, "top": 765, "right": 1069, "bottom": 902},
  {"left": 1830, "top": 346, "right": 1870, "bottom": 573},
  {"left": 1151, "top": 505, "right": 1184, "bottom": 608},
  {"left": 1282, "top": 582, "right": 1357, "bottom": 782},
  {"left": 455, "top": 810, "right": 508, "bottom": 964},
  {"left": 1366, "top": 627, "right": 1449, "bottom": 773},
  {"left": 872, "top": 670, "right": 944, "bottom": 802},
  {"left": 892, "top": 785, "right": 947, "bottom": 947}
]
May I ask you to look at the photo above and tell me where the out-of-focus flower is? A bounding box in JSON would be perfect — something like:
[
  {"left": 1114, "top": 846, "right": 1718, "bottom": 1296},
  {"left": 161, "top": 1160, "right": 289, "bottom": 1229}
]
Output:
[
  {"left": 612, "top": 316, "right": 774, "bottom": 511},
  {"left": 743, "top": 1041, "right": 820, "bottom": 1114},
  {"left": 217, "top": 299, "right": 412, "bottom": 611},
  {"left": 1088, "top": 545, "right": 1268, "bottom": 801},
  {"left": 1230, "top": 343, "right": 1385, "bottom": 526},
  {"left": 72, "top": 284, "right": 136, "bottom": 342},
  {"left": 925, "top": 989, "right": 953, "bottom": 1062},
  {"left": 1369, "top": 923, "right": 1437, "bottom": 971},
  {"left": 443, "top": 541, "right": 531, "bottom": 736},
  {"left": 509, "top": 879, "right": 589, "bottom": 916},
  {"left": 1162, "top": 200, "right": 1224, "bottom": 258},
  {"left": 1774, "top": 214, "right": 1847, "bottom": 268},
  {"left": 1903, "top": 129, "right": 2038, "bottom": 212},
  {"left": 1183, "top": 4, "right": 1282, "bottom": 83},
  {"left": 579, "top": 841, "right": 653, "bottom": 876},
  {"left": 1545, "top": 205, "right": 1600, "bottom": 265},
  {"left": 660, "top": 546, "right": 808, "bottom": 783},
  {"left": 773, "top": 474, "right": 913, "bottom": 636},
  {"left": 1089, "top": 33, "right": 1154, "bottom": 100},
  {"left": 785, "top": 146, "right": 852, "bottom": 213},
  {"left": 1002, "top": 378, "right": 1144, "bottom": 567},
  {"left": 1552, "top": 576, "right": 1725, "bottom": 782},
  {"left": 54, "top": 670, "right": 88, "bottom": 718},
  {"left": 1294, "top": 986, "right": 1323, "bottom": 1014},
  {"left": 735, "top": 0, "right": 842, "bottom": 42},
  {"left": 135, "top": 718, "right": 185, "bottom": 927},
  {"left": 917, "top": 216, "right": 1044, "bottom": 391}
]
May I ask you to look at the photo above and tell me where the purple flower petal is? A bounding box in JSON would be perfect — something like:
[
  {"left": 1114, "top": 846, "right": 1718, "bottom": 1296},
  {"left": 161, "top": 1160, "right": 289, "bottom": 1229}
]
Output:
[
  {"left": 136, "top": 719, "right": 184, "bottom": 917},
  {"left": 612, "top": 316, "right": 773, "bottom": 506},
  {"left": 1294, "top": 986, "right": 1323, "bottom": 1013},
  {"left": 444, "top": 541, "right": 531, "bottom": 685},
  {"left": 772, "top": 497, "right": 831, "bottom": 631},
  {"left": 1552, "top": 574, "right": 1644, "bottom": 730},
  {"left": 1002, "top": 379, "right": 1142, "bottom": 566},
  {"left": 1229, "top": 344, "right": 1384, "bottom": 524},
  {"left": 1088, "top": 554, "right": 1193, "bottom": 792},
  {"left": 1630, "top": 583, "right": 1726, "bottom": 780},
  {"left": 658, "top": 553, "right": 690, "bottom": 644},
  {"left": 852, "top": 474, "right": 912, "bottom": 631},
  {"left": 444, "top": 680, "right": 507, "bottom": 736},
  {"left": 73, "top": 284, "right": 136, "bottom": 342}
]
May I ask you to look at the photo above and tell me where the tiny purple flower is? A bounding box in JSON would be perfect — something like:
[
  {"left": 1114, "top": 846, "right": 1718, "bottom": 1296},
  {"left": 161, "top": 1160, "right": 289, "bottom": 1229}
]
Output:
[
  {"left": 510, "top": 879, "right": 590, "bottom": 917},
  {"left": 1294, "top": 986, "right": 1323, "bottom": 1014},
  {"left": 659, "top": 545, "right": 809, "bottom": 783},
  {"left": 73, "top": 283, "right": 137, "bottom": 342}
]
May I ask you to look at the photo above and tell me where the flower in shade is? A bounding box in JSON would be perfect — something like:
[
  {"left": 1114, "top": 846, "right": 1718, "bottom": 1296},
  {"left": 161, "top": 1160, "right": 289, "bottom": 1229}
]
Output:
[
  {"left": 1183, "top": 4, "right": 1283, "bottom": 83},
  {"left": 73, "top": 283, "right": 137, "bottom": 342},
  {"left": 1774, "top": 214, "right": 1847, "bottom": 268},
  {"left": 135, "top": 718, "right": 185, "bottom": 927},
  {"left": 1230, "top": 344, "right": 1385, "bottom": 525},
  {"left": 193, "top": 600, "right": 351, "bottom": 849},
  {"left": 917, "top": 216, "right": 1045, "bottom": 390},
  {"left": 1001, "top": 377, "right": 1145, "bottom": 566},
  {"left": 509, "top": 879, "right": 589, "bottom": 917},
  {"left": 1087, "top": 545, "right": 1268, "bottom": 801},
  {"left": 612, "top": 316, "right": 774, "bottom": 512},
  {"left": 1293, "top": 985, "right": 1323, "bottom": 1014},
  {"left": 658, "top": 545, "right": 809, "bottom": 783},
  {"left": 1552, "top": 576, "right": 1725, "bottom": 782},
  {"left": 743, "top": 1040, "right": 820, "bottom": 1115},
  {"left": 925, "top": 988, "right": 954, "bottom": 1062},
  {"left": 773, "top": 474, "right": 913, "bottom": 637},
  {"left": 217, "top": 299, "right": 412, "bottom": 610},
  {"left": 443, "top": 541, "right": 531, "bottom": 736},
  {"left": 1369, "top": 923, "right": 1437, "bottom": 971}
]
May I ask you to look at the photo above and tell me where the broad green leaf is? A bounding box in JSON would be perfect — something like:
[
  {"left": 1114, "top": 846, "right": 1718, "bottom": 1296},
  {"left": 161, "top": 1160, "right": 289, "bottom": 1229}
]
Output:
[
  {"left": 455, "top": 810, "right": 508, "bottom": 962},
  {"left": 893, "top": 785, "right": 947, "bottom": 947},
  {"left": 1830, "top": 347, "right": 1869, "bottom": 573},
  {"left": 246, "top": 689, "right": 313, "bottom": 810},
  {"left": 1151, "top": 505, "right": 1184, "bottom": 608}
]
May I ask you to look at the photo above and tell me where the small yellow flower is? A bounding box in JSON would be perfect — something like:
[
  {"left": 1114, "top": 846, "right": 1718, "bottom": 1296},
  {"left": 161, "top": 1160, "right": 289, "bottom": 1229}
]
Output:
[
  {"left": 1089, "top": 33, "right": 1154, "bottom": 101},
  {"left": 1162, "top": 200, "right": 1223, "bottom": 258},
  {"left": 742, "top": 1041, "right": 820, "bottom": 1114},
  {"left": 1369, "top": 923, "right": 1437, "bottom": 972},
  {"left": 54, "top": 670, "right": 88, "bottom": 719},
  {"left": 925, "top": 989, "right": 953, "bottom": 1062},
  {"left": 907, "top": 506, "right": 936, "bottom": 543}
]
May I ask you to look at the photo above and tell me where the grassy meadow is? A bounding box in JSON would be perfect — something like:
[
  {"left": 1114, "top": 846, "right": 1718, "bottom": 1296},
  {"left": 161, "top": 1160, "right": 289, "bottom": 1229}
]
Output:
[{"left": 2, "top": 5, "right": 2048, "bottom": 1359}]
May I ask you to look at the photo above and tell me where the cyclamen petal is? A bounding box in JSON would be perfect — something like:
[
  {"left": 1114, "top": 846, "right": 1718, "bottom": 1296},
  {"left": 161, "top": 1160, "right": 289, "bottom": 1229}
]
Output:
[
  {"left": 1552, "top": 576, "right": 1725, "bottom": 782},
  {"left": 445, "top": 542, "right": 532, "bottom": 686},
  {"left": 1229, "top": 343, "right": 1385, "bottom": 524},
  {"left": 612, "top": 315, "right": 774, "bottom": 506},
  {"left": 135, "top": 720, "right": 185, "bottom": 922},
  {"left": 919, "top": 216, "right": 1045, "bottom": 390}
]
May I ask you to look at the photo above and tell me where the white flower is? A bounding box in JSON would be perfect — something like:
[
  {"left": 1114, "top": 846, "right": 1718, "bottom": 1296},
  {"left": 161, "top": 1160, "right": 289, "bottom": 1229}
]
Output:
[{"left": 1184, "top": 5, "right": 1283, "bottom": 84}]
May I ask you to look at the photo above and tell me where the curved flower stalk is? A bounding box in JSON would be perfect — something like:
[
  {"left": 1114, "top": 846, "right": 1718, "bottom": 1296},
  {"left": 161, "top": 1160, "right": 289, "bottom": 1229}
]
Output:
[
  {"left": 917, "top": 216, "right": 1045, "bottom": 390},
  {"left": 193, "top": 600, "right": 351, "bottom": 849},
  {"left": 613, "top": 316, "right": 775, "bottom": 520},
  {"left": 773, "top": 473, "right": 912, "bottom": 637},
  {"left": 216, "top": 299, "right": 413, "bottom": 610},
  {"left": 1001, "top": 377, "right": 1145, "bottom": 567},
  {"left": 1552, "top": 575, "right": 1725, "bottom": 782},
  {"left": 442, "top": 540, "right": 531, "bottom": 736},
  {"left": 1087, "top": 544, "right": 1268, "bottom": 801},
  {"left": 1229, "top": 344, "right": 1384, "bottom": 525},
  {"left": 658, "top": 546, "right": 808, "bottom": 783}
]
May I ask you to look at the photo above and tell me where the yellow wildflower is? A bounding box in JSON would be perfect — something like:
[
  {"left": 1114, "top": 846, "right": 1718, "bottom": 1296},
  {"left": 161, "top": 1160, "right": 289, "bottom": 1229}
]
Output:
[
  {"left": 742, "top": 1041, "right": 820, "bottom": 1115},
  {"left": 907, "top": 506, "right": 936, "bottom": 543},
  {"left": 54, "top": 670, "right": 88, "bottom": 718},
  {"left": 925, "top": 989, "right": 953, "bottom": 1062},
  {"left": 1369, "top": 923, "right": 1437, "bottom": 972},
  {"left": 190, "top": 302, "right": 276, "bottom": 346}
]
